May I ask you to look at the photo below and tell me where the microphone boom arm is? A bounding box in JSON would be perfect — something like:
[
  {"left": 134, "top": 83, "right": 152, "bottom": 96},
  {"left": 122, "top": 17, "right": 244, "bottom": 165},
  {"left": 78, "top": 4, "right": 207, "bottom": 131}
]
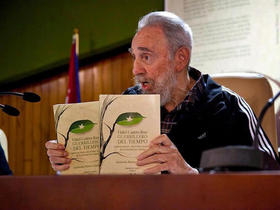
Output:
[
  {"left": 0, "top": 91, "right": 40, "bottom": 116},
  {"left": 253, "top": 90, "right": 280, "bottom": 149}
]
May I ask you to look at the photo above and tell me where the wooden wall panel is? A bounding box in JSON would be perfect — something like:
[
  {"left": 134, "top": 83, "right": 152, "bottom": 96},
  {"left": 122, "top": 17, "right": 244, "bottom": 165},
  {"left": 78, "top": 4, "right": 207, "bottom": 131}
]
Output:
[
  {"left": 121, "top": 53, "right": 134, "bottom": 91},
  {"left": 32, "top": 84, "right": 42, "bottom": 175},
  {"left": 93, "top": 62, "right": 103, "bottom": 100},
  {"left": 112, "top": 55, "right": 123, "bottom": 94},
  {"left": 103, "top": 59, "right": 113, "bottom": 94},
  {"left": 0, "top": 52, "right": 133, "bottom": 175},
  {"left": 81, "top": 67, "right": 92, "bottom": 102},
  {"left": 23, "top": 86, "right": 33, "bottom": 175},
  {"left": 10, "top": 93, "right": 24, "bottom": 175}
]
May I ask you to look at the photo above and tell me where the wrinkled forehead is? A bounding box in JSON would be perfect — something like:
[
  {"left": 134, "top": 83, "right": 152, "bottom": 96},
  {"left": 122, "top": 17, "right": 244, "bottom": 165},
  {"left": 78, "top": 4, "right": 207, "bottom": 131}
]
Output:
[{"left": 131, "top": 26, "right": 169, "bottom": 54}]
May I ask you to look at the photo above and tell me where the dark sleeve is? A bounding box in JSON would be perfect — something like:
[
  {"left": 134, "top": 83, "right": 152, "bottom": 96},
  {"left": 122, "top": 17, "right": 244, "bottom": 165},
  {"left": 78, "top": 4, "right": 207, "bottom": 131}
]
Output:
[
  {"left": 0, "top": 145, "right": 12, "bottom": 175},
  {"left": 122, "top": 85, "right": 142, "bottom": 95},
  {"left": 205, "top": 90, "right": 252, "bottom": 147},
  {"left": 206, "top": 87, "right": 278, "bottom": 160}
]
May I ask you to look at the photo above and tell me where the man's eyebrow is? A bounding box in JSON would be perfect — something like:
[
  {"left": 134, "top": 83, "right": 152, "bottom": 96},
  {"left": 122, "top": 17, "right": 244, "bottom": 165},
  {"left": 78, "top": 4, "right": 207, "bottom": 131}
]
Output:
[
  {"left": 128, "top": 47, "right": 153, "bottom": 54},
  {"left": 138, "top": 47, "right": 153, "bottom": 53}
]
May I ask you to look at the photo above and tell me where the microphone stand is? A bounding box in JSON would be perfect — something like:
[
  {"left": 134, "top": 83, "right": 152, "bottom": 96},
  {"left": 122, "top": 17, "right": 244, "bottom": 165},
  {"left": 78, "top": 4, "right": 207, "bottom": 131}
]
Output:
[
  {"left": 253, "top": 91, "right": 280, "bottom": 148},
  {"left": 0, "top": 104, "right": 20, "bottom": 116},
  {"left": 0, "top": 91, "right": 40, "bottom": 116},
  {"left": 0, "top": 92, "right": 40, "bottom": 102},
  {"left": 200, "top": 90, "right": 280, "bottom": 172}
]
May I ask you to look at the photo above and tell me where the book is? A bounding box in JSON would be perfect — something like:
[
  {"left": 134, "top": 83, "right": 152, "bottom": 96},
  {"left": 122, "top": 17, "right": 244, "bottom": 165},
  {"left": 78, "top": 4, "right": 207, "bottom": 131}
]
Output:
[
  {"left": 53, "top": 94, "right": 160, "bottom": 174},
  {"left": 53, "top": 101, "right": 100, "bottom": 175},
  {"left": 99, "top": 95, "right": 160, "bottom": 174}
]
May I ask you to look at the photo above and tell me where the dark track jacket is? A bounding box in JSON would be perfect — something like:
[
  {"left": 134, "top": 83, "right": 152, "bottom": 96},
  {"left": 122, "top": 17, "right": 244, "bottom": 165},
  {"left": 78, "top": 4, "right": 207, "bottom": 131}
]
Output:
[{"left": 123, "top": 67, "right": 278, "bottom": 168}]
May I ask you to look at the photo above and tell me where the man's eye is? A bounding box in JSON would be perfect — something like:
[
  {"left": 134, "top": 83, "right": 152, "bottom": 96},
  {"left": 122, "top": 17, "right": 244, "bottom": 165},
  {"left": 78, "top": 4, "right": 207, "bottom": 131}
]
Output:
[{"left": 141, "top": 54, "right": 151, "bottom": 63}]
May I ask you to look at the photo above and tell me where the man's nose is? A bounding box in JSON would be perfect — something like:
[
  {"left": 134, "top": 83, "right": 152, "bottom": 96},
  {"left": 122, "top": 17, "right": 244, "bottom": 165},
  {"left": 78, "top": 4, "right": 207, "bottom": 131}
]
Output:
[{"left": 132, "top": 60, "right": 146, "bottom": 76}]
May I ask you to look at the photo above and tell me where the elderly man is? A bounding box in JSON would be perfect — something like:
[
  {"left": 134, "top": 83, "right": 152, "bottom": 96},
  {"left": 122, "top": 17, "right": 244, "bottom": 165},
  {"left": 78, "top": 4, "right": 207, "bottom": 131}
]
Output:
[{"left": 46, "top": 11, "right": 277, "bottom": 174}]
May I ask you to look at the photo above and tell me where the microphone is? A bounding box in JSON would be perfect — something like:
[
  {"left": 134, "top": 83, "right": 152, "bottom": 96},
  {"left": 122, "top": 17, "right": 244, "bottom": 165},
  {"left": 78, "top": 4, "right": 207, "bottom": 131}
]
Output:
[
  {"left": 0, "top": 92, "right": 40, "bottom": 102},
  {"left": 0, "top": 91, "right": 40, "bottom": 116},
  {"left": 199, "top": 90, "right": 280, "bottom": 172},
  {"left": 0, "top": 104, "right": 20, "bottom": 116}
]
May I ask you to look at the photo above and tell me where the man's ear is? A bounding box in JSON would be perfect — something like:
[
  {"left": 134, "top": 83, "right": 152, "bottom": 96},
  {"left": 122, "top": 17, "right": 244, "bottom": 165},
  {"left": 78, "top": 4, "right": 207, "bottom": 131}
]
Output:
[{"left": 174, "top": 47, "right": 190, "bottom": 72}]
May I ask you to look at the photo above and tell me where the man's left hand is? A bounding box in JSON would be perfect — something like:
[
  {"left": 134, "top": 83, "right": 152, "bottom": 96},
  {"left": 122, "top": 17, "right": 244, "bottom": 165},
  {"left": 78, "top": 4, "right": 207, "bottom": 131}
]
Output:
[{"left": 137, "top": 134, "right": 199, "bottom": 174}]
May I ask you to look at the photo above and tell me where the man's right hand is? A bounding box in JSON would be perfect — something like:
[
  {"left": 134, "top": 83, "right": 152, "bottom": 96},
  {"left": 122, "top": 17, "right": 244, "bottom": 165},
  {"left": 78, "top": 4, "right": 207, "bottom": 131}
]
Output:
[{"left": 45, "top": 140, "right": 71, "bottom": 171}]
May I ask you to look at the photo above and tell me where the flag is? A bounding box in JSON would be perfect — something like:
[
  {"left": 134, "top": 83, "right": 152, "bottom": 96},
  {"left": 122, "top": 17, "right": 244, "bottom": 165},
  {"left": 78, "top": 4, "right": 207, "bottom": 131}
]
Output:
[{"left": 66, "top": 29, "right": 81, "bottom": 103}]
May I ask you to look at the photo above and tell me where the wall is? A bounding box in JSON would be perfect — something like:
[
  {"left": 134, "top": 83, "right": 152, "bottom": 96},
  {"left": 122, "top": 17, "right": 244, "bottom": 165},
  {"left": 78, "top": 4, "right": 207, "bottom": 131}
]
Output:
[{"left": 0, "top": 0, "right": 163, "bottom": 86}]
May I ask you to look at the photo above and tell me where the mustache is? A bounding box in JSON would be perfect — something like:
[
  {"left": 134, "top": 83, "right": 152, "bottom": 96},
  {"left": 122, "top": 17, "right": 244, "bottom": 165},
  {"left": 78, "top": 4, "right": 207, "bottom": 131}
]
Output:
[{"left": 134, "top": 75, "right": 154, "bottom": 85}]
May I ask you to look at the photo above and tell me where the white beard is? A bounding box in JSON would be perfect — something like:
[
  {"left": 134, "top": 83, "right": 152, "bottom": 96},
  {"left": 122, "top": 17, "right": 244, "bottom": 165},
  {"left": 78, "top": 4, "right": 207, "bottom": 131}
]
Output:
[{"left": 134, "top": 67, "right": 177, "bottom": 106}]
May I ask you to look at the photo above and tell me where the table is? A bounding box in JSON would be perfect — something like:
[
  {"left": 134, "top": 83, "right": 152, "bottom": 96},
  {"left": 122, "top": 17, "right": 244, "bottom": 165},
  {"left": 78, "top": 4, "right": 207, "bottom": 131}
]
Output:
[{"left": 1, "top": 173, "right": 280, "bottom": 209}]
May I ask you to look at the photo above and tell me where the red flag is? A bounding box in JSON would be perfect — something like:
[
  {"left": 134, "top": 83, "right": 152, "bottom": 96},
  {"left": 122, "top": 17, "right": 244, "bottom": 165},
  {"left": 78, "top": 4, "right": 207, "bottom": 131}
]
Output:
[{"left": 66, "top": 31, "right": 81, "bottom": 103}]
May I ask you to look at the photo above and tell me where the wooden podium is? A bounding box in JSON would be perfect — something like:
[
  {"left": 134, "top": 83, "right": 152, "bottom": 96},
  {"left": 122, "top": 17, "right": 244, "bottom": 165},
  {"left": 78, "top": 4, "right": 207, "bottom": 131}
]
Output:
[{"left": 1, "top": 173, "right": 280, "bottom": 209}]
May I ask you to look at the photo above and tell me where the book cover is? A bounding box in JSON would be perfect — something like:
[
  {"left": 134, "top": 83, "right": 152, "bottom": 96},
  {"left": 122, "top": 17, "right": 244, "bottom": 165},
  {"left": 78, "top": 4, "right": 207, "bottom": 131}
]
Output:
[
  {"left": 53, "top": 101, "right": 100, "bottom": 175},
  {"left": 99, "top": 95, "right": 160, "bottom": 174}
]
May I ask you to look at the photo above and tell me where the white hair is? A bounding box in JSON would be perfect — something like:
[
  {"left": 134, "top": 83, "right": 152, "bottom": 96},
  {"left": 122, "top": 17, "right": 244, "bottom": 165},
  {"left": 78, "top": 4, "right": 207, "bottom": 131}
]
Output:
[{"left": 137, "top": 11, "right": 193, "bottom": 58}]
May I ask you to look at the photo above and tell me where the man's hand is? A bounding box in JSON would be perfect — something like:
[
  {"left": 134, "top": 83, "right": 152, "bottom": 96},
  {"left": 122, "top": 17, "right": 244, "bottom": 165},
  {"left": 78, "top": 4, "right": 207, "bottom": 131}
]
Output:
[
  {"left": 45, "top": 140, "right": 71, "bottom": 171},
  {"left": 137, "top": 134, "right": 198, "bottom": 174}
]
